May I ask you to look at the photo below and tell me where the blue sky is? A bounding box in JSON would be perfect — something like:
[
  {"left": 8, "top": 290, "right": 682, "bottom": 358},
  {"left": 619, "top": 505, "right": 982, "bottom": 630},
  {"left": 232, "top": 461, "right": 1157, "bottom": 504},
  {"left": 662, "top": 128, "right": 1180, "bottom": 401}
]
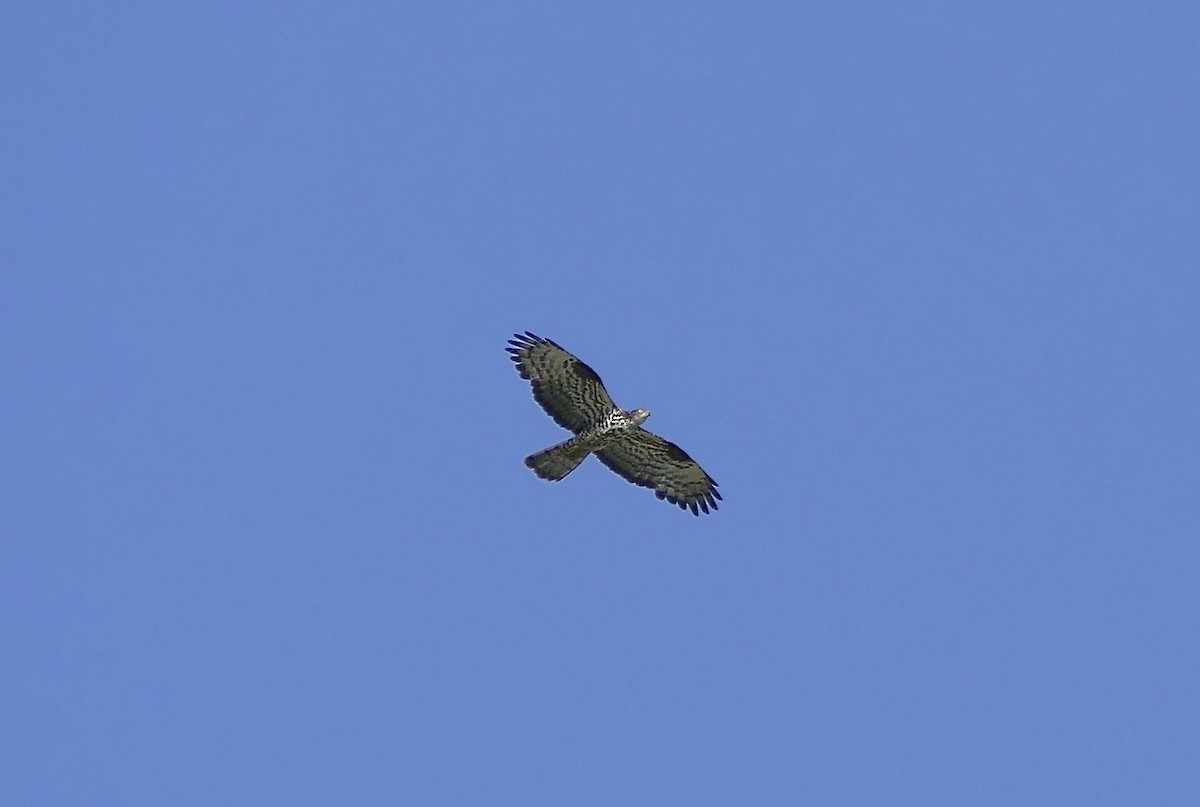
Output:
[{"left": 4, "top": 2, "right": 1199, "bottom": 804}]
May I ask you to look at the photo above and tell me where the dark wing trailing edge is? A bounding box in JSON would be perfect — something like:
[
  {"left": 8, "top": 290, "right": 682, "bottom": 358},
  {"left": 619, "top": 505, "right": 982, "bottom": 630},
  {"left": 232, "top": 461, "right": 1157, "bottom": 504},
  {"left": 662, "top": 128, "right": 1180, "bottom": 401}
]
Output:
[
  {"left": 506, "top": 332, "right": 616, "bottom": 433},
  {"left": 595, "top": 427, "right": 722, "bottom": 516}
]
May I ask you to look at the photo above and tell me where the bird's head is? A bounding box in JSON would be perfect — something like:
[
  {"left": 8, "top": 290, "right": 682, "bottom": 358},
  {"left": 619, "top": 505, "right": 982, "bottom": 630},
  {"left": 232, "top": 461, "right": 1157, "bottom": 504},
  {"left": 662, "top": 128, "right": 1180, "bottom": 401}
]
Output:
[{"left": 628, "top": 408, "right": 651, "bottom": 426}]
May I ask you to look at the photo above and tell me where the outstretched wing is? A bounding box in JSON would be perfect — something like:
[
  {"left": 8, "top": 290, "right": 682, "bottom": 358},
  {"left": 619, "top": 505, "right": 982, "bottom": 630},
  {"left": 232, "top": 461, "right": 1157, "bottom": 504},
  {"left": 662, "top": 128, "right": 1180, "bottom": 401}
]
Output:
[
  {"left": 595, "top": 428, "right": 721, "bottom": 515},
  {"left": 506, "top": 332, "right": 616, "bottom": 433}
]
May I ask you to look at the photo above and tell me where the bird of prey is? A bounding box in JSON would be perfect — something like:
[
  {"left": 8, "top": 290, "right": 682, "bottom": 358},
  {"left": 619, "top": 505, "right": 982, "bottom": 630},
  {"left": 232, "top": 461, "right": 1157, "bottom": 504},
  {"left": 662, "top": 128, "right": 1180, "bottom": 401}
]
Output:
[{"left": 506, "top": 332, "right": 720, "bottom": 515}]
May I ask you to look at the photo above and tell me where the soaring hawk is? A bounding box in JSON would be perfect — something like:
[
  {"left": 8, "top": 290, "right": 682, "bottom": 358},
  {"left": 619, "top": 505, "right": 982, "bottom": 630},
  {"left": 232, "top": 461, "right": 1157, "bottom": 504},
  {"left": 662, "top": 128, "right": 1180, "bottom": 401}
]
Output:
[{"left": 507, "top": 332, "right": 721, "bottom": 515}]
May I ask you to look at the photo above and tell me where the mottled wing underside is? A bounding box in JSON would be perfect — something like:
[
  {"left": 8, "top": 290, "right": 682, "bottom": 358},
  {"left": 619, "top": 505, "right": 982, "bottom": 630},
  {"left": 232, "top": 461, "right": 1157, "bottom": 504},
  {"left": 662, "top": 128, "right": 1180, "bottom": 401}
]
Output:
[
  {"left": 596, "top": 427, "right": 721, "bottom": 516},
  {"left": 506, "top": 332, "right": 617, "bottom": 433}
]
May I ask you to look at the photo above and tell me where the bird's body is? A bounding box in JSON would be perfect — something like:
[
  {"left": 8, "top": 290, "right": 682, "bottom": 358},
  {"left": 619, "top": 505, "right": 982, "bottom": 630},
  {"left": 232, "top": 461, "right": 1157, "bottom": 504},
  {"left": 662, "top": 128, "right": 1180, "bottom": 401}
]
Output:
[
  {"left": 506, "top": 332, "right": 720, "bottom": 515},
  {"left": 524, "top": 407, "right": 649, "bottom": 481}
]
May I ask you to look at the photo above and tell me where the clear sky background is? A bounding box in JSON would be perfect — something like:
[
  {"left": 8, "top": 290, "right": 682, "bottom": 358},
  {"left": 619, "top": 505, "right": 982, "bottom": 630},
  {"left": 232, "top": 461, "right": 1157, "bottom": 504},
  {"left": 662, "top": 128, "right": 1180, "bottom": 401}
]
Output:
[{"left": 4, "top": 3, "right": 1199, "bottom": 805}]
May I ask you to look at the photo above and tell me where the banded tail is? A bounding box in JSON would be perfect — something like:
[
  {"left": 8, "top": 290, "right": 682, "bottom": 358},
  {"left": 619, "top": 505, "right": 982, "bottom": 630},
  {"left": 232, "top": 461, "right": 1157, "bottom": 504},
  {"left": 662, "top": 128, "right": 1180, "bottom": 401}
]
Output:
[{"left": 524, "top": 438, "right": 590, "bottom": 481}]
